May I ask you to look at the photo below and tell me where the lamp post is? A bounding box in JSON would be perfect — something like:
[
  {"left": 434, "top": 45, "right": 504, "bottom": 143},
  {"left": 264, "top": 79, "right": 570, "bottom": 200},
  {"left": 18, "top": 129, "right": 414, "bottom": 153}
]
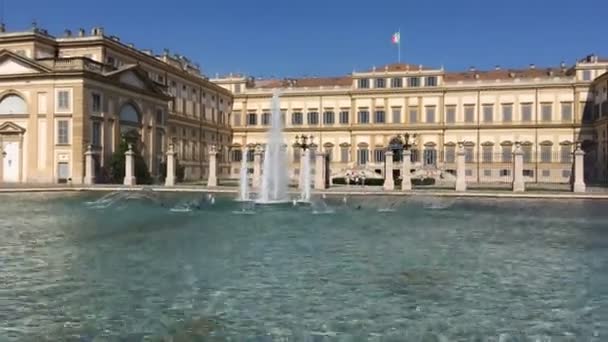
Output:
[
  {"left": 294, "top": 134, "right": 314, "bottom": 151},
  {"left": 294, "top": 135, "right": 314, "bottom": 191},
  {"left": 400, "top": 132, "right": 416, "bottom": 191}
]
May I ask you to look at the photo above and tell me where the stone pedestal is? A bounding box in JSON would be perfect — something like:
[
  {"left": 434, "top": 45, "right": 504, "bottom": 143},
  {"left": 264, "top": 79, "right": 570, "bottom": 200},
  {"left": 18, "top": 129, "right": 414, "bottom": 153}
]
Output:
[
  {"left": 252, "top": 145, "right": 263, "bottom": 189},
  {"left": 207, "top": 145, "right": 218, "bottom": 187},
  {"left": 401, "top": 149, "right": 412, "bottom": 191},
  {"left": 298, "top": 149, "right": 306, "bottom": 191},
  {"left": 455, "top": 143, "right": 467, "bottom": 192},
  {"left": 123, "top": 144, "right": 136, "bottom": 186},
  {"left": 383, "top": 150, "right": 394, "bottom": 191},
  {"left": 83, "top": 145, "right": 95, "bottom": 185},
  {"left": 314, "top": 151, "right": 326, "bottom": 190},
  {"left": 512, "top": 143, "right": 525, "bottom": 192},
  {"left": 573, "top": 147, "right": 586, "bottom": 193},
  {"left": 165, "top": 143, "right": 176, "bottom": 186}
]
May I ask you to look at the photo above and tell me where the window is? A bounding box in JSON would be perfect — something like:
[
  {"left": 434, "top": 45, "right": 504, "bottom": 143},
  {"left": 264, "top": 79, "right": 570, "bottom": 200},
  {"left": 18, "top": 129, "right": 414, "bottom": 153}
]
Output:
[
  {"left": 247, "top": 112, "right": 257, "bottom": 126},
  {"left": 482, "top": 146, "right": 493, "bottom": 163},
  {"left": 340, "top": 146, "right": 349, "bottom": 162},
  {"left": 392, "top": 109, "right": 401, "bottom": 124},
  {"left": 465, "top": 169, "right": 473, "bottom": 177},
  {"left": 521, "top": 103, "right": 533, "bottom": 122},
  {"left": 541, "top": 103, "right": 552, "bottom": 122},
  {"left": 523, "top": 145, "right": 533, "bottom": 163},
  {"left": 374, "top": 110, "right": 385, "bottom": 123},
  {"left": 374, "top": 149, "right": 385, "bottom": 162},
  {"left": 483, "top": 105, "right": 493, "bottom": 123},
  {"left": 339, "top": 111, "right": 349, "bottom": 124},
  {"left": 500, "top": 169, "right": 511, "bottom": 177},
  {"left": 231, "top": 149, "right": 242, "bottom": 162},
  {"left": 57, "top": 90, "right": 71, "bottom": 111},
  {"left": 562, "top": 170, "right": 571, "bottom": 178},
  {"left": 446, "top": 106, "right": 456, "bottom": 124},
  {"left": 484, "top": 169, "right": 492, "bottom": 177},
  {"left": 358, "top": 79, "right": 369, "bottom": 89},
  {"left": 292, "top": 112, "right": 303, "bottom": 125},
  {"left": 523, "top": 170, "right": 534, "bottom": 177},
  {"left": 425, "top": 106, "right": 436, "bottom": 123},
  {"left": 408, "top": 77, "right": 420, "bottom": 87},
  {"left": 582, "top": 70, "right": 592, "bottom": 81},
  {"left": 92, "top": 121, "right": 101, "bottom": 147},
  {"left": 560, "top": 145, "right": 572, "bottom": 163},
  {"left": 542, "top": 169, "right": 551, "bottom": 177},
  {"left": 445, "top": 146, "right": 455, "bottom": 163},
  {"left": 541, "top": 145, "right": 552, "bottom": 163},
  {"left": 375, "top": 78, "right": 386, "bottom": 88},
  {"left": 357, "top": 148, "right": 369, "bottom": 165},
  {"left": 409, "top": 108, "right": 418, "bottom": 123},
  {"left": 425, "top": 76, "right": 437, "bottom": 87},
  {"left": 501, "top": 145, "right": 512, "bottom": 162},
  {"left": 261, "top": 112, "right": 271, "bottom": 125},
  {"left": 391, "top": 78, "right": 402, "bottom": 88},
  {"left": 358, "top": 110, "right": 369, "bottom": 124},
  {"left": 323, "top": 111, "right": 335, "bottom": 125},
  {"left": 92, "top": 93, "right": 101, "bottom": 113},
  {"left": 293, "top": 148, "right": 301, "bottom": 162},
  {"left": 233, "top": 112, "right": 241, "bottom": 126},
  {"left": 561, "top": 102, "right": 572, "bottom": 122},
  {"left": 465, "top": 146, "right": 474, "bottom": 163},
  {"left": 502, "top": 104, "right": 513, "bottom": 122},
  {"left": 57, "top": 120, "right": 69, "bottom": 144},
  {"left": 156, "top": 109, "right": 164, "bottom": 125},
  {"left": 246, "top": 149, "right": 254, "bottom": 162},
  {"left": 464, "top": 105, "right": 475, "bottom": 123},
  {"left": 307, "top": 112, "right": 319, "bottom": 125},
  {"left": 234, "top": 84, "right": 241, "bottom": 94},
  {"left": 424, "top": 148, "right": 437, "bottom": 166}
]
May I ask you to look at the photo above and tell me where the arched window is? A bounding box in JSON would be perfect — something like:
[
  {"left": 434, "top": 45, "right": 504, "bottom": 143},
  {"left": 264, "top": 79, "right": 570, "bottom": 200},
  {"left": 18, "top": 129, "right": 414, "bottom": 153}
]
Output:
[
  {"left": 119, "top": 103, "right": 141, "bottom": 136},
  {"left": 0, "top": 94, "right": 27, "bottom": 114}
]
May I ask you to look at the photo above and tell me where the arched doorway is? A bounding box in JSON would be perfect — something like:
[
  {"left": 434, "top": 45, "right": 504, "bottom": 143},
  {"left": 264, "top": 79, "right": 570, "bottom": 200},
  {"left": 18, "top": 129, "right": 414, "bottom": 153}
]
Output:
[
  {"left": 119, "top": 103, "right": 142, "bottom": 139},
  {"left": 0, "top": 94, "right": 27, "bottom": 183}
]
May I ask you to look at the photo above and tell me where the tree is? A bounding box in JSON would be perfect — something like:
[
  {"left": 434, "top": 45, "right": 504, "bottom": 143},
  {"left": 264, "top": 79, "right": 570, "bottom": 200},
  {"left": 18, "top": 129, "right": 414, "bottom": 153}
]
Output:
[{"left": 108, "top": 137, "right": 153, "bottom": 184}]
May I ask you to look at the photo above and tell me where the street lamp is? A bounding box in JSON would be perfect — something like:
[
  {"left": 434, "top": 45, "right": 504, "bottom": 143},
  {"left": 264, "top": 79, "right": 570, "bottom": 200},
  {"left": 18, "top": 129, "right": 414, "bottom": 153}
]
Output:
[{"left": 294, "top": 134, "right": 314, "bottom": 151}]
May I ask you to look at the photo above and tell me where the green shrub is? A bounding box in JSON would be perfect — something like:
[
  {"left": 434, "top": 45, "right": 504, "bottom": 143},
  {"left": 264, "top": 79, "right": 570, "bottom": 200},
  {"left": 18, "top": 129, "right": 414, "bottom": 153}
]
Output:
[{"left": 108, "top": 139, "right": 152, "bottom": 184}]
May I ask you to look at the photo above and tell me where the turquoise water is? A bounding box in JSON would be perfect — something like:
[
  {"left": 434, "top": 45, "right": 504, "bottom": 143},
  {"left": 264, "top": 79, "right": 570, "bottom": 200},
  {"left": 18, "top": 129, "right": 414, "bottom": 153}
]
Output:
[{"left": 0, "top": 192, "right": 607, "bottom": 341}]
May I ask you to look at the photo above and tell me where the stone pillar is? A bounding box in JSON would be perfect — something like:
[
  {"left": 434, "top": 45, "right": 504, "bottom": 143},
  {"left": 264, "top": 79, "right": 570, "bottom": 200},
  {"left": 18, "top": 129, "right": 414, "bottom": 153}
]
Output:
[
  {"left": 512, "top": 142, "right": 525, "bottom": 192},
  {"left": 401, "top": 149, "right": 412, "bottom": 191},
  {"left": 314, "top": 151, "right": 326, "bottom": 190},
  {"left": 252, "top": 145, "right": 263, "bottom": 189},
  {"left": 383, "top": 150, "right": 394, "bottom": 191},
  {"left": 455, "top": 142, "right": 467, "bottom": 192},
  {"left": 165, "top": 143, "right": 176, "bottom": 186},
  {"left": 83, "top": 145, "right": 95, "bottom": 185},
  {"left": 207, "top": 145, "right": 218, "bottom": 187},
  {"left": 123, "top": 144, "right": 136, "bottom": 186},
  {"left": 573, "top": 144, "right": 586, "bottom": 193}
]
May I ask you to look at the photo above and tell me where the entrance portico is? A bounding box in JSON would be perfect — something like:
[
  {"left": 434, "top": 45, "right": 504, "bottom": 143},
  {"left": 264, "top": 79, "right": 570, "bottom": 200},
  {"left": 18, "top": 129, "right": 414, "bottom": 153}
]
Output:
[{"left": 0, "top": 122, "right": 25, "bottom": 183}]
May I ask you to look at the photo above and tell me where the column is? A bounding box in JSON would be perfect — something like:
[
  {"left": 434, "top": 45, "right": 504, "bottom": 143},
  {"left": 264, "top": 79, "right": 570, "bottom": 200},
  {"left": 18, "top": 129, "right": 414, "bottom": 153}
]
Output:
[
  {"left": 123, "top": 144, "right": 136, "bottom": 186},
  {"left": 207, "top": 144, "right": 218, "bottom": 187},
  {"left": 455, "top": 142, "right": 467, "bottom": 192},
  {"left": 165, "top": 143, "right": 176, "bottom": 186},
  {"left": 314, "top": 150, "right": 326, "bottom": 190},
  {"left": 383, "top": 150, "right": 394, "bottom": 191},
  {"left": 298, "top": 148, "right": 307, "bottom": 190},
  {"left": 83, "top": 145, "right": 95, "bottom": 185},
  {"left": 573, "top": 144, "right": 586, "bottom": 193},
  {"left": 252, "top": 145, "right": 262, "bottom": 189},
  {"left": 512, "top": 142, "right": 525, "bottom": 192},
  {"left": 401, "top": 149, "right": 412, "bottom": 191}
]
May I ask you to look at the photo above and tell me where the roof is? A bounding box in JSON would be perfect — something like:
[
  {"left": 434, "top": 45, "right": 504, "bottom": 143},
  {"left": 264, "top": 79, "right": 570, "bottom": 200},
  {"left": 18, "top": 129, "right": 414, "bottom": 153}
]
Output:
[{"left": 444, "top": 66, "right": 573, "bottom": 82}]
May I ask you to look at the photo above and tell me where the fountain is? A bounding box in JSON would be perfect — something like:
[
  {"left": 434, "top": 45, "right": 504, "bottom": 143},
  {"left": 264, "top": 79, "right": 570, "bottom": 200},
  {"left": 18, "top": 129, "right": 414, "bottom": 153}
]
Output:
[
  {"left": 237, "top": 149, "right": 250, "bottom": 202},
  {"left": 299, "top": 149, "right": 312, "bottom": 202},
  {"left": 256, "top": 90, "right": 289, "bottom": 204}
]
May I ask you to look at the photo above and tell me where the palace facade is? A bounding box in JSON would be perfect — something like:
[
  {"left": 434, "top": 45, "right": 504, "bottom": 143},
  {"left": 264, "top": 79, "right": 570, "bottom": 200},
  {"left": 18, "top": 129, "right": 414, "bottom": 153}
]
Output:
[
  {"left": 0, "top": 24, "right": 232, "bottom": 184},
  {"left": 213, "top": 55, "right": 608, "bottom": 184}
]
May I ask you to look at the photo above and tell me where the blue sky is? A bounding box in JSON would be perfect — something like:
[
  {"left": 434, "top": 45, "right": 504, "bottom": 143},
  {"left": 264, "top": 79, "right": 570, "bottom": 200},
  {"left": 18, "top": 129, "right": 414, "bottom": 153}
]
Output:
[{"left": 4, "top": 0, "right": 608, "bottom": 78}]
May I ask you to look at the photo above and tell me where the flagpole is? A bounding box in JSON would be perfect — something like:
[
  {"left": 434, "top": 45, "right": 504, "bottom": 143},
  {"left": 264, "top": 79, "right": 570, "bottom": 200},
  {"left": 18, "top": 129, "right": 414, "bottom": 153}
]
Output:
[{"left": 398, "top": 28, "right": 401, "bottom": 63}]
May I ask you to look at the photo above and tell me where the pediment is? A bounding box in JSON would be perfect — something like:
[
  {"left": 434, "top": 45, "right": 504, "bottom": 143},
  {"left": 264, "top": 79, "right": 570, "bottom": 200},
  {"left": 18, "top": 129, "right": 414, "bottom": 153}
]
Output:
[
  {"left": 119, "top": 70, "right": 146, "bottom": 89},
  {"left": 0, "top": 121, "right": 26, "bottom": 134},
  {"left": 0, "top": 50, "right": 50, "bottom": 75}
]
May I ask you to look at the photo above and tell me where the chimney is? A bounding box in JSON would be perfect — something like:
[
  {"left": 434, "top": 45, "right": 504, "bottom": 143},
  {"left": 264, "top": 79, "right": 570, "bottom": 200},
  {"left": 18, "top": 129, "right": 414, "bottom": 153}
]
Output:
[
  {"left": 0, "top": 23, "right": 6, "bottom": 33},
  {"left": 110, "top": 35, "right": 120, "bottom": 42},
  {"left": 560, "top": 61, "right": 566, "bottom": 69},
  {"left": 469, "top": 66, "right": 476, "bottom": 72},
  {"left": 529, "top": 64, "right": 535, "bottom": 69},
  {"left": 547, "top": 68, "right": 554, "bottom": 76},
  {"left": 474, "top": 74, "right": 480, "bottom": 80},
  {"left": 508, "top": 72, "right": 515, "bottom": 78},
  {"left": 127, "top": 43, "right": 134, "bottom": 48},
  {"left": 163, "top": 48, "right": 170, "bottom": 57},
  {"left": 78, "top": 28, "right": 85, "bottom": 37},
  {"left": 495, "top": 65, "right": 501, "bottom": 71},
  {"left": 64, "top": 29, "right": 72, "bottom": 37},
  {"left": 141, "top": 49, "right": 153, "bottom": 55}
]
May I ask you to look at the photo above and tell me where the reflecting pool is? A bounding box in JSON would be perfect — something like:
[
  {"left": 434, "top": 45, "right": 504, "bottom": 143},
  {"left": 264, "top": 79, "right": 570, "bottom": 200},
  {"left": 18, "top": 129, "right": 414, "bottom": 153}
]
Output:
[{"left": 0, "top": 192, "right": 607, "bottom": 341}]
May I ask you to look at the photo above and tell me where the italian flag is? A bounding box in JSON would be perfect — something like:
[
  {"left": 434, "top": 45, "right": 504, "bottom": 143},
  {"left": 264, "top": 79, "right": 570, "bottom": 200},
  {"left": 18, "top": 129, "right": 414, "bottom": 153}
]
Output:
[{"left": 391, "top": 32, "right": 400, "bottom": 44}]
